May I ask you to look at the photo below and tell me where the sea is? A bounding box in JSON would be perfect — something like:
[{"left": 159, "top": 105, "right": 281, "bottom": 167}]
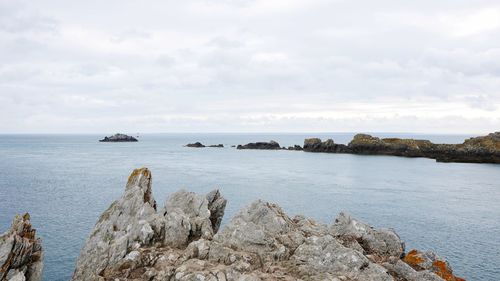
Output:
[{"left": 0, "top": 133, "right": 499, "bottom": 281}]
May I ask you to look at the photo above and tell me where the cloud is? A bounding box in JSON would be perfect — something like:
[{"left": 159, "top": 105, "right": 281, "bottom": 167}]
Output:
[{"left": 0, "top": 0, "right": 499, "bottom": 133}]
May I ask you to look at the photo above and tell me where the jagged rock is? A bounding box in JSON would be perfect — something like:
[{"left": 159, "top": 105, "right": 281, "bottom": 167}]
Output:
[
  {"left": 303, "top": 132, "right": 500, "bottom": 164},
  {"left": 0, "top": 213, "right": 43, "bottom": 281},
  {"left": 185, "top": 142, "right": 205, "bottom": 148},
  {"left": 72, "top": 168, "right": 464, "bottom": 281},
  {"left": 99, "top": 133, "right": 138, "bottom": 142},
  {"left": 237, "top": 141, "right": 281, "bottom": 150}
]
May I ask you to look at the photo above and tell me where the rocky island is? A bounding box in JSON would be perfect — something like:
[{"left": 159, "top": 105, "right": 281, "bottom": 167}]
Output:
[
  {"left": 99, "top": 133, "right": 138, "bottom": 142},
  {"left": 70, "top": 167, "right": 464, "bottom": 281},
  {"left": 303, "top": 132, "right": 500, "bottom": 164},
  {"left": 0, "top": 213, "right": 43, "bottom": 281}
]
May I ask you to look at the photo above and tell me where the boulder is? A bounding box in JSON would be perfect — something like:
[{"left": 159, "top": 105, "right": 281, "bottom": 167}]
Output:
[{"left": 0, "top": 213, "right": 43, "bottom": 281}]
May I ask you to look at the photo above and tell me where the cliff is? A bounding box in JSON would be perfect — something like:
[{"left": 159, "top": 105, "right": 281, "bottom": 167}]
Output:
[{"left": 71, "top": 168, "right": 464, "bottom": 281}]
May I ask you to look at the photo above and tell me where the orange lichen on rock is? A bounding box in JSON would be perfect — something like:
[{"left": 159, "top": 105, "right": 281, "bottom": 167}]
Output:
[
  {"left": 433, "top": 260, "right": 466, "bottom": 281},
  {"left": 403, "top": 249, "right": 425, "bottom": 268},
  {"left": 127, "top": 167, "right": 150, "bottom": 184}
]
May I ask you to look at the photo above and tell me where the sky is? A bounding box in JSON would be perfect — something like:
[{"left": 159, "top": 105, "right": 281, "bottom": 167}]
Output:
[{"left": 0, "top": 0, "right": 499, "bottom": 134}]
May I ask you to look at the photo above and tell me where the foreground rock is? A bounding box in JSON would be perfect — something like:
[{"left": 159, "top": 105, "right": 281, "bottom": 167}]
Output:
[
  {"left": 0, "top": 214, "right": 43, "bottom": 281},
  {"left": 72, "top": 168, "right": 464, "bottom": 281},
  {"left": 237, "top": 140, "right": 281, "bottom": 150},
  {"left": 99, "top": 133, "right": 138, "bottom": 142},
  {"left": 303, "top": 132, "right": 500, "bottom": 164}
]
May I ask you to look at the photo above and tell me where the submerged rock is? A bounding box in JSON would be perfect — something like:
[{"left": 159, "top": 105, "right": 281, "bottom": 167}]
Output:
[
  {"left": 237, "top": 140, "right": 281, "bottom": 150},
  {"left": 303, "top": 132, "right": 500, "bottom": 164},
  {"left": 72, "top": 167, "right": 465, "bottom": 281},
  {"left": 0, "top": 213, "right": 43, "bottom": 281},
  {"left": 99, "top": 133, "right": 138, "bottom": 142}
]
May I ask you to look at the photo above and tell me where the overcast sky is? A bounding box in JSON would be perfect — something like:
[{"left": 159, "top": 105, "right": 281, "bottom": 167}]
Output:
[{"left": 1, "top": 0, "right": 499, "bottom": 134}]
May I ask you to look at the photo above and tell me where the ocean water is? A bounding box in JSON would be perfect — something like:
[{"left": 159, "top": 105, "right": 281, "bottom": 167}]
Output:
[{"left": 0, "top": 133, "right": 499, "bottom": 281}]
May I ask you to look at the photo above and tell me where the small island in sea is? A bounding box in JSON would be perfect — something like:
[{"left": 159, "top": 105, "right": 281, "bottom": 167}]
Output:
[{"left": 99, "top": 133, "right": 138, "bottom": 142}]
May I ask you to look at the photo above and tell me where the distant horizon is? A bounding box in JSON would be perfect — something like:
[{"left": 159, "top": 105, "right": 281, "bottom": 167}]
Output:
[{"left": 0, "top": 131, "right": 490, "bottom": 136}]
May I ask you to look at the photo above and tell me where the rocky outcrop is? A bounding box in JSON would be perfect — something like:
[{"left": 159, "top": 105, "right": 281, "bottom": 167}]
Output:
[
  {"left": 72, "top": 168, "right": 464, "bottom": 281},
  {"left": 237, "top": 141, "right": 281, "bottom": 150},
  {"left": 303, "top": 132, "right": 500, "bottom": 164},
  {"left": 185, "top": 142, "right": 205, "bottom": 148},
  {"left": 99, "top": 133, "right": 138, "bottom": 142},
  {"left": 286, "top": 145, "right": 303, "bottom": 151},
  {"left": 0, "top": 214, "right": 43, "bottom": 281},
  {"left": 303, "top": 138, "right": 351, "bottom": 153},
  {"left": 185, "top": 143, "right": 224, "bottom": 148}
]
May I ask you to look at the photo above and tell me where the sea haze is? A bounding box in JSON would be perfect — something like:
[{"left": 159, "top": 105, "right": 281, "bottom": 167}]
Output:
[{"left": 0, "top": 133, "right": 499, "bottom": 281}]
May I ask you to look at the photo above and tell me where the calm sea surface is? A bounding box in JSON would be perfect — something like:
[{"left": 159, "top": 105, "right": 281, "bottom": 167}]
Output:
[{"left": 0, "top": 133, "right": 499, "bottom": 281}]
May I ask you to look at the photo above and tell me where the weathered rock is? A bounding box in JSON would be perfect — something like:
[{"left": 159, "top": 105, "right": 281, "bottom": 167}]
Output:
[
  {"left": 303, "top": 132, "right": 500, "bottom": 164},
  {"left": 331, "top": 212, "right": 405, "bottom": 260},
  {"left": 99, "top": 133, "right": 138, "bottom": 142},
  {"left": 303, "top": 138, "right": 351, "bottom": 153},
  {"left": 403, "top": 249, "right": 465, "bottom": 281},
  {"left": 0, "top": 213, "right": 43, "bottom": 281},
  {"left": 185, "top": 142, "right": 205, "bottom": 148},
  {"left": 72, "top": 168, "right": 464, "bottom": 281},
  {"left": 237, "top": 141, "right": 281, "bottom": 150}
]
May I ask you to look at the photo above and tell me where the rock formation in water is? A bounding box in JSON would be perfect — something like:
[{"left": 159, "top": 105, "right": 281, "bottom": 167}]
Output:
[
  {"left": 303, "top": 132, "right": 500, "bottom": 164},
  {"left": 186, "top": 143, "right": 224, "bottom": 148},
  {"left": 0, "top": 213, "right": 43, "bottom": 281},
  {"left": 185, "top": 142, "right": 206, "bottom": 148},
  {"left": 207, "top": 144, "right": 224, "bottom": 148},
  {"left": 99, "top": 133, "right": 138, "bottom": 142},
  {"left": 237, "top": 140, "right": 281, "bottom": 150},
  {"left": 72, "top": 167, "right": 465, "bottom": 281}
]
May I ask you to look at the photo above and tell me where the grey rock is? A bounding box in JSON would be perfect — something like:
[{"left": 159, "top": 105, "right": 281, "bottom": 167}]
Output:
[
  {"left": 331, "top": 212, "right": 405, "bottom": 259},
  {"left": 72, "top": 168, "right": 462, "bottom": 281},
  {"left": 0, "top": 214, "right": 43, "bottom": 281}
]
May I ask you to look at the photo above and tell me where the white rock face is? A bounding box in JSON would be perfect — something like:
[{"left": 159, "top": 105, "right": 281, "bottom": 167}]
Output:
[
  {"left": 0, "top": 214, "right": 43, "bottom": 281},
  {"left": 71, "top": 168, "right": 459, "bottom": 281}
]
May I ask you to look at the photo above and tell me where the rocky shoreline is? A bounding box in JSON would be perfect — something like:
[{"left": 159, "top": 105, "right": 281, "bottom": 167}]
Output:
[
  {"left": 227, "top": 132, "right": 499, "bottom": 164},
  {"left": 68, "top": 168, "right": 464, "bottom": 281},
  {"left": 99, "top": 133, "right": 138, "bottom": 142},
  {"left": 0, "top": 214, "right": 43, "bottom": 281},
  {"left": 303, "top": 132, "right": 500, "bottom": 164}
]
